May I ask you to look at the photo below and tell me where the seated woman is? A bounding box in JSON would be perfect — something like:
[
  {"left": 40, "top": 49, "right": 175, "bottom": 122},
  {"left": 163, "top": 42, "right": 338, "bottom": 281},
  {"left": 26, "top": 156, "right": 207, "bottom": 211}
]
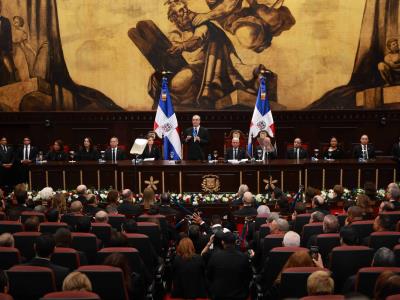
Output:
[
  {"left": 323, "top": 136, "right": 344, "bottom": 159},
  {"left": 46, "top": 139, "right": 68, "bottom": 161},
  {"left": 76, "top": 137, "right": 99, "bottom": 161},
  {"left": 141, "top": 135, "right": 161, "bottom": 160}
]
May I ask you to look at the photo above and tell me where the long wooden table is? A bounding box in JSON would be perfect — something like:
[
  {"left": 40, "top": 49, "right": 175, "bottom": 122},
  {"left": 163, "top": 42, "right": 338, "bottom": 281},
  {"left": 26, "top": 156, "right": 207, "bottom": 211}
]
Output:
[{"left": 28, "top": 159, "right": 398, "bottom": 193}]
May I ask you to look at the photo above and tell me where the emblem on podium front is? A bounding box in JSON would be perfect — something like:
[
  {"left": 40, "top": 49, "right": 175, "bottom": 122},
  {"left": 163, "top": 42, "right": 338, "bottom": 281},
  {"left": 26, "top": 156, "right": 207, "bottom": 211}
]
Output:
[{"left": 201, "top": 174, "right": 221, "bottom": 193}]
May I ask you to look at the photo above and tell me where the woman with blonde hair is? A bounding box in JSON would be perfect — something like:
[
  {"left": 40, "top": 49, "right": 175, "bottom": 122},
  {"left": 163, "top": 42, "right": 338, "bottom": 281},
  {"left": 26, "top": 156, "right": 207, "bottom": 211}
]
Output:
[
  {"left": 172, "top": 237, "right": 207, "bottom": 299},
  {"left": 51, "top": 192, "right": 67, "bottom": 214},
  {"left": 143, "top": 187, "right": 155, "bottom": 210},
  {"left": 62, "top": 272, "right": 92, "bottom": 292}
]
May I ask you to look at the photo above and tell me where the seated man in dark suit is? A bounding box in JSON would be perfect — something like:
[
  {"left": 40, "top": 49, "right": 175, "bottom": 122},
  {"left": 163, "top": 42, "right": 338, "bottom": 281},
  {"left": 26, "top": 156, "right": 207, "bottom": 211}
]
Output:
[
  {"left": 23, "top": 234, "right": 69, "bottom": 289},
  {"left": 158, "top": 193, "right": 178, "bottom": 216},
  {"left": 352, "top": 134, "right": 375, "bottom": 160},
  {"left": 286, "top": 137, "right": 307, "bottom": 159},
  {"left": 233, "top": 192, "right": 257, "bottom": 217},
  {"left": 105, "top": 136, "right": 126, "bottom": 161},
  {"left": 118, "top": 189, "right": 143, "bottom": 216},
  {"left": 225, "top": 137, "right": 246, "bottom": 160}
]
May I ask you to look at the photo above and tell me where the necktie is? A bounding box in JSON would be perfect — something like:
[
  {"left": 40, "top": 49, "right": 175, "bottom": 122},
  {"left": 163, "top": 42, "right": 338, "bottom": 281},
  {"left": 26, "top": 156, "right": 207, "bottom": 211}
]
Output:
[
  {"left": 365, "top": 145, "right": 368, "bottom": 159},
  {"left": 233, "top": 148, "right": 237, "bottom": 159},
  {"left": 194, "top": 128, "right": 198, "bottom": 136},
  {"left": 296, "top": 148, "right": 299, "bottom": 160},
  {"left": 113, "top": 149, "right": 116, "bottom": 161},
  {"left": 2, "top": 145, "right": 5, "bottom": 152},
  {"left": 24, "top": 146, "right": 28, "bottom": 160}
]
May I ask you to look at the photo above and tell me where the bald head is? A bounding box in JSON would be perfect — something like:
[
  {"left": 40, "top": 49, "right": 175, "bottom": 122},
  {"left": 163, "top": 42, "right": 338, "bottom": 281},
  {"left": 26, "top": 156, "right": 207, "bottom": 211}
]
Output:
[
  {"left": 70, "top": 201, "right": 83, "bottom": 213},
  {"left": 95, "top": 210, "right": 108, "bottom": 223},
  {"left": 0, "top": 233, "right": 14, "bottom": 247},
  {"left": 243, "top": 192, "right": 253, "bottom": 205},
  {"left": 121, "top": 189, "right": 133, "bottom": 201},
  {"left": 76, "top": 185, "right": 87, "bottom": 195}
]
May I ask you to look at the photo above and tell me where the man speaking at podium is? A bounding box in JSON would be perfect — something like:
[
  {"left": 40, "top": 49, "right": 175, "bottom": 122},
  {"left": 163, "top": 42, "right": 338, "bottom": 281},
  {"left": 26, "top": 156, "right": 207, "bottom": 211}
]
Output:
[{"left": 184, "top": 115, "right": 209, "bottom": 160}]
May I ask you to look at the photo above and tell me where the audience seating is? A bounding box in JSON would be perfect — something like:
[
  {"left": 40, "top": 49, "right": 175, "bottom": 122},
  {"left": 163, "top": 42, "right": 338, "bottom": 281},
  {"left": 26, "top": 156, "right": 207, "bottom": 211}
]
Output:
[
  {"left": 293, "top": 214, "right": 312, "bottom": 233},
  {"left": 90, "top": 223, "right": 111, "bottom": 245},
  {"left": 387, "top": 295, "right": 400, "bottom": 300},
  {"left": 330, "top": 246, "right": 374, "bottom": 292},
  {"left": 263, "top": 246, "right": 308, "bottom": 290},
  {"left": 20, "top": 211, "right": 45, "bottom": 223},
  {"left": 41, "top": 291, "right": 100, "bottom": 299},
  {"left": 259, "top": 224, "right": 270, "bottom": 239},
  {"left": 39, "top": 222, "right": 68, "bottom": 234},
  {"left": 77, "top": 265, "right": 129, "bottom": 300},
  {"left": 97, "top": 247, "right": 146, "bottom": 276},
  {"left": 107, "top": 214, "right": 126, "bottom": 231},
  {"left": 7, "top": 265, "right": 56, "bottom": 300},
  {"left": 137, "top": 222, "right": 162, "bottom": 254},
  {"left": 60, "top": 215, "right": 91, "bottom": 230},
  {"left": 71, "top": 233, "right": 98, "bottom": 264},
  {"left": 350, "top": 220, "right": 374, "bottom": 240},
  {"left": 369, "top": 231, "right": 400, "bottom": 250},
  {"left": 0, "top": 293, "right": 13, "bottom": 300},
  {"left": 394, "top": 244, "right": 400, "bottom": 267},
  {"left": 255, "top": 215, "right": 269, "bottom": 231},
  {"left": 380, "top": 211, "right": 400, "bottom": 225},
  {"left": 125, "top": 233, "right": 158, "bottom": 273},
  {"left": 300, "top": 296, "right": 344, "bottom": 300},
  {"left": 51, "top": 247, "right": 81, "bottom": 271},
  {"left": 301, "top": 222, "right": 323, "bottom": 247},
  {"left": 356, "top": 266, "right": 400, "bottom": 297},
  {"left": 13, "top": 231, "right": 41, "bottom": 261},
  {"left": 336, "top": 214, "right": 347, "bottom": 228},
  {"left": 280, "top": 267, "right": 328, "bottom": 298},
  {"left": 0, "top": 221, "right": 23, "bottom": 234},
  {"left": 316, "top": 233, "right": 341, "bottom": 261},
  {"left": 0, "top": 212, "right": 6, "bottom": 221},
  {"left": 262, "top": 233, "right": 285, "bottom": 258},
  {"left": 0, "top": 247, "right": 21, "bottom": 269}
]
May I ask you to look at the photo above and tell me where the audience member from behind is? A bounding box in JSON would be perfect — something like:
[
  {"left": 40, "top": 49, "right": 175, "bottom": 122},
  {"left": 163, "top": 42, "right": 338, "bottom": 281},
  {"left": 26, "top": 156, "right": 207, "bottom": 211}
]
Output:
[
  {"left": 54, "top": 227, "right": 88, "bottom": 265},
  {"left": 309, "top": 211, "right": 324, "bottom": 223},
  {"left": 340, "top": 226, "right": 359, "bottom": 246},
  {"left": 356, "top": 194, "right": 374, "bottom": 219},
  {"left": 379, "top": 200, "right": 395, "bottom": 213},
  {"left": 106, "top": 189, "right": 119, "bottom": 209},
  {"left": 311, "top": 195, "right": 329, "bottom": 215},
  {"left": 388, "top": 186, "right": 400, "bottom": 210},
  {"left": 282, "top": 231, "right": 300, "bottom": 247},
  {"left": 118, "top": 189, "right": 142, "bottom": 216},
  {"left": 257, "top": 204, "right": 270, "bottom": 216},
  {"left": 345, "top": 205, "right": 364, "bottom": 225},
  {"left": 122, "top": 219, "right": 138, "bottom": 233},
  {"left": 207, "top": 232, "right": 252, "bottom": 300},
  {"left": 374, "top": 271, "right": 400, "bottom": 300},
  {"left": 23, "top": 234, "right": 69, "bottom": 289},
  {"left": 373, "top": 247, "right": 396, "bottom": 267},
  {"left": 62, "top": 271, "right": 92, "bottom": 292},
  {"left": 0, "top": 233, "right": 14, "bottom": 247},
  {"left": 76, "top": 217, "right": 92, "bottom": 233},
  {"left": 70, "top": 201, "right": 83, "bottom": 215},
  {"left": 308, "top": 214, "right": 339, "bottom": 247},
  {"left": 75, "top": 185, "right": 88, "bottom": 205},
  {"left": 232, "top": 184, "right": 249, "bottom": 206},
  {"left": 233, "top": 191, "right": 257, "bottom": 217},
  {"left": 7, "top": 183, "right": 29, "bottom": 215},
  {"left": 307, "top": 270, "right": 334, "bottom": 296},
  {"left": 172, "top": 237, "right": 207, "bottom": 299},
  {"left": 94, "top": 210, "right": 108, "bottom": 223},
  {"left": 143, "top": 187, "right": 155, "bottom": 211},
  {"left": 291, "top": 202, "right": 307, "bottom": 222},
  {"left": 24, "top": 216, "right": 39, "bottom": 231},
  {"left": 158, "top": 192, "right": 178, "bottom": 216},
  {"left": 268, "top": 218, "right": 289, "bottom": 234},
  {"left": 84, "top": 194, "right": 101, "bottom": 216}
]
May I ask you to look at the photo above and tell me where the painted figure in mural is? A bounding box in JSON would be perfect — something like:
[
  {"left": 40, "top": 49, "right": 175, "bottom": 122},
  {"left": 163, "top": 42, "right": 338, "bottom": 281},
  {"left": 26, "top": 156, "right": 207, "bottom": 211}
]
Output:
[
  {"left": 12, "top": 16, "right": 36, "bottom": 82},
  {"left": 0, "top": 0, "right": 16, "bottom": 85},
  {"left": 378, "top": 38, "right": 400, "bottom": 86},
  {"left": 190, "top": 0, "right": 295, "bottom": 53}
]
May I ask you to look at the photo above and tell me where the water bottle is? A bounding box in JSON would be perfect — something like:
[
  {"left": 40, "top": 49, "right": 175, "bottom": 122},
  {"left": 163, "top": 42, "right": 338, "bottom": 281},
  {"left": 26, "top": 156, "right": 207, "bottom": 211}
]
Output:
[{"left": 208, "top": 154, "right": 212, "bottom": 162}]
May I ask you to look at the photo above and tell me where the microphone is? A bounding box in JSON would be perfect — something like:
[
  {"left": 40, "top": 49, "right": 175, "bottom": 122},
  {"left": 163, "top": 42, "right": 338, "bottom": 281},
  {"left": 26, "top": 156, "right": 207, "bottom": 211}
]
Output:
[{"left": 162, "top": 70, "right": 173, "bottom": 75}]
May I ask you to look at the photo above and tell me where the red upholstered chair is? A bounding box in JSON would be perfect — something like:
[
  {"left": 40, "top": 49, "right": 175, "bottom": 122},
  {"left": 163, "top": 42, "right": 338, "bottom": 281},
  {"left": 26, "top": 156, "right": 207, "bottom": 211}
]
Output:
[
  {"left": 337, "top": 213, "right": 347, "bottom": 228},
  {"left": 77, "top": 265, "right": 129, "bottom": 300},
  {"left": 71, "top": 233, "right": 98, "bottom": 264},
  {"left": 0, "top": 247, "right": 21, "bottom": 270},
  {"left": 0, "top": 293, "right": 13, "bottom": 300},
  {"left": 316, "top": 233, "right": 341, "bottom": 261},
  {"left": 330, "top": 246, "right": 374, "bottom": 292},
  {"left": 90, "top": 223, "right": 111, "bottom": 245},
  {"left": 42, "top": 291, "right": 100, "bottom": 299},
  {"left": 394, "top": 244, "right": 400, "bottom": 267},
  {"left": 97, "top": 247, "right": 146, "bottom": 276},
  {"left": 280, "top": 267, "right": 329, "bottom": 299},
  {"left": 39, "top": 222, "right": 68, "bottom": 234},
  {"left": 262, "top": 233, "right": 285, "bottom": 258},
  {"left": 350, "top": 220, "right": 374, "bottom": 239},
  {"left": 0, "top": 221, "right": 23, "bottom": 234},
  {"left": 51, "top": 247, "right": 81, "bottom": 271},
  {"left": 20, "top": 211, "right": 45, "bottom": 223},
  {"left": 13, "top": 231, "right": 41, "bottom": 261},
  {"left": 7, "top": 265, "right": 56, "bottom": 300},
  {"left": 293, "top": 214, "right": 312, "bottom": 233},
  {"left": 125, "top": 233, "right": 159, "bottom": 274},
  {"left": 380, "top": 211, "right": 400, "bottom": 224},
  {"left": 60, "top": 215, "right": 91, "bottom": 230},
  {"left": 387, "top": 295, "right": 400, "bottom": 300},
  {"left": 107, "top": 214, "right": 126, "bottom": 231},
  {"left": 137, "top": 221, "right": 162, "bottom": 255},
  {"left": 263, "top": 246, "right": 308, "bottom": 290},
  {"left": 301, "top": 222, "right": 323, "bottom": 247},
  {"left": 0, "top": 212, "right": 6, "bottom": 220},
  {"left": 369, "top": 231, "right": 400, "bottom": 250},
  {"left": 300, "top": 296, "right": 344, "bottom": 300},
  {"left": 259, "top": 224, "right": 270, "bottom": 239},
  {"left": 356, "top": 267, "right": 400, "bottom": 297},
  {"left": 255, "top": 215, "right": 269, "bottom": 231}
]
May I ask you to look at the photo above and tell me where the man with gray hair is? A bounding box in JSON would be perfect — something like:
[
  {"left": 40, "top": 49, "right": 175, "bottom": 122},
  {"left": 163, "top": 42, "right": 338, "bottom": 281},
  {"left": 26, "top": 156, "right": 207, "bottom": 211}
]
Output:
[
  {"left": 225, "top": 137, "right": 246, "bottom": 160},
  {"left": 309, "top": 211, "right": 325, "bottom": 223},
  {"left": 312, "top": 195, "right": 329, "bottom": 215},
  {"left": 117, "top": 189, "right": 142, "bottom": 216},
  {"left": 95, "top": 210, "right": 109, "bottom": 223},
  {"left": 388, "top": 186, "right": 400, "bottom": 210},
  {"left": 308, "top": 214, "right": 338, "bottom": 247},
  {"left": 0, "top": 233, "right": 14, "bottom": 247},
  {"left": 257, "top": 205, "right": 270, "bottom": 216},
  {"left": 75, "top": 184, "right": 88, "bottom": 205},
  {"left": 283, "top": 231, "right": 300, "bottom": 247},
  {"left": 233, "top": 191, "right": 257, "bottom": 217},
  {"left": 269, "top": 218, "right": 289, "bottom": 234},
  {"left": 184, "top": 115, "right": 209, "bottom": 160}
]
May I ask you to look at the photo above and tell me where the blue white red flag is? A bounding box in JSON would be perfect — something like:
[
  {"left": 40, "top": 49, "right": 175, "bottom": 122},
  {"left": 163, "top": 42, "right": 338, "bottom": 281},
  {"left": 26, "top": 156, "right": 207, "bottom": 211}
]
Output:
[
  {"left": 247, "top": 76, "right": 275, "bottom": 155},
  {"left": 154, "top": 77, "right": 182, "bottom": 160}
]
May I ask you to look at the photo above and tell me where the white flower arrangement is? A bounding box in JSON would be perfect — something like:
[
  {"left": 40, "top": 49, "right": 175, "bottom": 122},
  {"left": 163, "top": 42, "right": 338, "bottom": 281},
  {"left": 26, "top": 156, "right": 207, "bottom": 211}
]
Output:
[{"left": 34, "top": 187, "right": 54, "bottom": 201}]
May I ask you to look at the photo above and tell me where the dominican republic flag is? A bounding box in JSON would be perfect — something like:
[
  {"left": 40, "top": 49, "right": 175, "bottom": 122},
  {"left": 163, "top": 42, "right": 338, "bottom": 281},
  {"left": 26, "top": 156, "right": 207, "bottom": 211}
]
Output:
[
  {"left": 247, "top": 76, "right": 275, "bottom": 155},
  {"left": 154, "top": 76, "right": 182, "bottom": 160}
]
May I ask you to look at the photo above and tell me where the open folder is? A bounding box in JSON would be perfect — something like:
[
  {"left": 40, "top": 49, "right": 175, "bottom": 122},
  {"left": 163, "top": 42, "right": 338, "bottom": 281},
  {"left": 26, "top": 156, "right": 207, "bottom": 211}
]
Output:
[{"left": 130, "top": 138, "right": 148, "bottom": 155}]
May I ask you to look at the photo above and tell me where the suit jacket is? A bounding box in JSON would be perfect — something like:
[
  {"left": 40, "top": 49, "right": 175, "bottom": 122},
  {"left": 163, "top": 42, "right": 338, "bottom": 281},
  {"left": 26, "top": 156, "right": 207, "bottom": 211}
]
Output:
[
  {"left": 184, "top": 127, "right": 209, "bottom": 160},
  {"left": 76, "top": 148, "right": 100, "bottom": 161},
  {"left": 104, "top": 147, "right": 126, "bottom": 161},
  {"left": 254, "top": 146, "right": 277, "bottom": 160},
  {"left": 16, "top": 145, "right": 38, "bottom": 161},
  {"left": 141, "top": 145, "right": 161, "bottom": 160},
  {"left": 392, "top": 142, "right": 400, "bottom": 162},
  {"left": 23, "top": 257, "right": 69, "bottom": 290},
  {"left": 207, "top": 247, "right": 251, "bottom": 299},
  {"left": 286, "top": 147, "right": 308, "bottom": 159},
  {"left": 0, "top": 145, "right": 14, "bottom": 164},
  {"left": 46, "top": 150, "right": 68, "bottom": 161},
  {"left": 225, "top": 147, "right": 246, "bottom": 160},
  {"left": 0, "top": 16, "right": 12, "bottom": 53},
  {"left": 353, "top": 144, "right": 375, "bottom": 159},
  {"left": 118, "top": 201, "right": 143, "bottom": 216},
  {"left": 158, "top": 205, "right": 178, "bottom": 216}
]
